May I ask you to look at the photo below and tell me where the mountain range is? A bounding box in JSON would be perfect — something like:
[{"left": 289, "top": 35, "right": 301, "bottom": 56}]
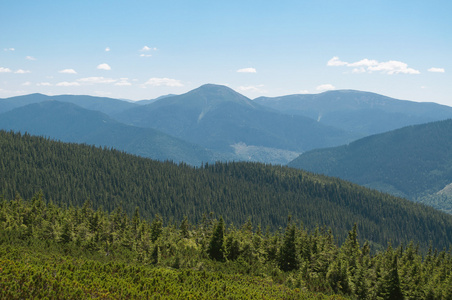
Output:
[
  {"left": 2, "top": 84, "right": 452, "bottom": 167},
  {"left": 114, "top": 84, "right": 357, "bottom": 159},
  {"left": 0, "top": 101, "right": 219, "bottom": 165},
  {"left": 288, "top": 119, "right": 452, "bottom": 213},
  {"left": 255, "top": 90, "right": 452, "bottom": 137}
]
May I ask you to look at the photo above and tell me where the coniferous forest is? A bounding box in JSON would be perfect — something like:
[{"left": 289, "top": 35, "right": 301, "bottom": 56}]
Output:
[
  {"left": 1, "top": 194, "right": 452, "bottom": 299},
  {"left": 1, "top": 129, "right": 452, "bottom": 299}
]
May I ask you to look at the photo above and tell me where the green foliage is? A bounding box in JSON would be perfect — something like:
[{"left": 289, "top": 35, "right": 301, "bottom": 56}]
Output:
[
  {"left": 207, "top": 217, "right": 226, "bottom": 261},
  {"left": 2, "top": 130, "right": 452, "bottom": 252},
  {"left": 290, "top": 118, "right": 452, "bottom": 212},
  {"left": 1, "top": 195, "right": 451, "bottom": 299}
]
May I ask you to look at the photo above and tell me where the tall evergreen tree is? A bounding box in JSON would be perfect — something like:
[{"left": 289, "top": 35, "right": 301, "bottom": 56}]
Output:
[
  {"left": 208, "top": 217, "right": 225, "bottom": 261},
  {"left": 278, "top": 223, "right": 298, "bottom": 272}
]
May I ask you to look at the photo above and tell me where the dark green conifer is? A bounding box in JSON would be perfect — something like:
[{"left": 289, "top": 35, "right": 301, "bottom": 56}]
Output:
[
  {"left": 208, "top": 217, "right": 225, "bottom": 261},
  {"left": 278, "top": 223, "right": 298, "bottom": 272}
]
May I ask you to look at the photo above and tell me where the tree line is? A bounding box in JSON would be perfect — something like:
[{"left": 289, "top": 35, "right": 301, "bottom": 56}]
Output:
[
  {"left": 1, "top": 194, "right": 451, "bottom": 299},
  {"left": 2, "top": 130, "right": 452, "bottom": 251}
]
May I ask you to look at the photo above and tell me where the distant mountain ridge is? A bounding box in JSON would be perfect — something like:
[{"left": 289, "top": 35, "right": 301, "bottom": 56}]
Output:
[
  {"left": 255, "top": 90, "right": 452, "bottom": 137},
  {"left": 288, "top": 119, "right": 452, "bottom": 213},
  {"left": 115, "top": 84, "right": 358, "bottom": 160},
  {"left": 0, "top": 101, "right": 219, "bottom": 165},
  {"left": 0, "top": 93, "right": 138, "bottom": 116},
  {"left": 2, "top": 85, "right": 452, "bottom": 166}
]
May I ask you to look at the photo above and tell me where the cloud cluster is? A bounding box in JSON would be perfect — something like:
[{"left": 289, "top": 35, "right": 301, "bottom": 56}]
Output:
[
  {"left": 428, "top": 67, "right": 445, "bottom": 73},
  {"left": 78, "top": 77, "right": 116, "bottom": 84},
  {"left": 316, "top": 84, "right": 335, "bottom": 91},
  {"left": 25, "top": 56, "right": 36, "bottom": 61},
  {"left": 59, "top": 69, "right": 77, "bottom": 74},
  {"left": 140, "top": 45, "right": 157, "bottom": 57},
  {"left": 144, "top": 77, "right": 183, "bottom": 87},
  {"left": 0, "top": 67, "right": 31, "bottom": 74},
  {"left": 56, "top": 81, "right": 80, "bottom": 87},
  {"left": 0, "top": 67, "right": 12, "bottom": 73},
  {"left": 115, "top": 78, "right": 132, "bottom": 86},
  {"left": 97, "top": 63, "right": 111, "bottom": 71},
  {"left": 327, "top": 57, "right": 420, "bottom": 75},
  {"left": 237, "top": 67, "right": 257, "bottom": 73},
  {"left": 237, "top": 84, "right": 266, "bottom": 93},
  {"left": 15, "top": 69, "right": 31, "bottom": 74}
]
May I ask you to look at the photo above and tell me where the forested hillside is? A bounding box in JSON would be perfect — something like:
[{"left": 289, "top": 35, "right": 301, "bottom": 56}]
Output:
[
  {"left": 0, "top": 101, "right": 220, "bottom": 165},
  {"left": 288, "top": 119, "right": 452, "bottom": 213},
  {"left": 1, "top": 195, "right": 451, "bottom": 299},
  {"left": 1, "top": 130, "right": 452, "bottom": 251}
]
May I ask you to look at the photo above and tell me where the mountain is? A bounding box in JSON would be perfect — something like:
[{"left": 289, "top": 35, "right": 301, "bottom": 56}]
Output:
[
  {"left": 288, "top": 119, "right": 452, "bottom": 213},
  {"left": 255, "top": 90, "right": 452, "bottom": 137},
  {"left": 0, "top": 101, "right": 219, "bottom": 165},
  {"left": 0, "top": 93, "right": 138, "bottom": 116},
  {"left": 115, "top": 84, "right": 358, "bottom": 164},
  {"left": 2, "top": 129, "right": 452, "bottom": 251},
  {"left": 135, "top": 94, "right": 177, "bottom": 105}
]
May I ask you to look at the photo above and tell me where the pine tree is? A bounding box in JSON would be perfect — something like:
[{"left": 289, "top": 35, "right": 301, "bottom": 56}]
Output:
[
  {"left": 278, "top": 223, "right": 298, "bottom": 272},
  {"left": 208, "top": 217, "right": 225, "bottom": 261}
]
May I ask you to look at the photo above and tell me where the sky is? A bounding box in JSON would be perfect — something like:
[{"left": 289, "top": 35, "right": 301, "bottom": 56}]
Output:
[{"left": 1, "top": 0, "right": 451, "bottom": 105}]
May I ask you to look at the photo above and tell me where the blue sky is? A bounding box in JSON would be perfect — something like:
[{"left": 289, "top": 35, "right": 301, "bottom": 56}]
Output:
[{"left": 1, "top": 0, "right": 451, "bottom": 105}]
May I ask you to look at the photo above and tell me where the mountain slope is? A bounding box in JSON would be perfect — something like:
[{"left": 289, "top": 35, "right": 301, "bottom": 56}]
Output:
[
  {"left": 115, "top": 84, "right": 358, "bottom": 163},
  {"left": 0, "top": 93, "right": 138, "bottom": 115},
  {"left": 0, "top": 101, "right": 218, "bottom": 165},
  {"left": 255, "top": 90, "right": 452, "bottom": 136},
  {"left": 288, "top": 119, "right": 452, "bottom": 212},
  {"left": 2, "top": 130, "right": 452, "bottom": 250}
]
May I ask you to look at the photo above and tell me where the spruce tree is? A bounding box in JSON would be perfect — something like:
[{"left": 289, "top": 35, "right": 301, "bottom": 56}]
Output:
[
  {"left": 208, "top": 217, "right": 225, "bottom": 261},
  {"left": 278, "top": 223, "right": 298, "bottom": 272}
]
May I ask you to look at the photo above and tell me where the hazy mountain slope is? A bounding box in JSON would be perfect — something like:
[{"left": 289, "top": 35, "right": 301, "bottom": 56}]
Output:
[
  {"left": 0, "top": 101, "right": 218, "bottom": 165},
  {"left": 115, "top": 84, "right": 358, "bottom": 159},
  {"left": 2, "top": 130, "right": 452, "bottom": 250},
  {"left": 288, "top": 119, "right": 452, "bottom": 212},
  {"left": 0, "top": 93, "right": 138, "bottom": 115},
  {"left": 255, "top": 90, "right": 452, "bottom": 136}
]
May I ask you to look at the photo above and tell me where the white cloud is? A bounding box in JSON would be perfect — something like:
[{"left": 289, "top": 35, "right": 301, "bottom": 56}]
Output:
[
  {"left": 327, "top": 57, "right": 420, "bottom": 75},
  {"left": 368, "top": 60, "right": 420, "bottom": 75},
  {"left": 141, "top": 46, "right": 157, "bottom": 52},
  {"left": 299, "top": 90, "right": 309, "bottom": 94},
  {"left": 25, "top": 56, "right": 36, "bottom": 61},
  {"left": 237, "top": 67, "right": 257, "bottom": 73},
  {"left": 59, "top": 68, "right": 77, "bottom": 74},
  {"left": 105, "top": 47, "right": 111, "bottom": 52},
  {"left": 237, "top": 84, "right": 266, "bottom": 93},
  {"left": 4, "top": 48, "right": 15, "bottom": 51},
  {"left": 56, "top": 81, "right": 80, "bottom": 87},
  {"left": 316, "top": 84, "right": 336, "bottom": 91},
  {"left": 78, "top": 77, "right": 117, "bottom": 84},
  {"left": 22, "top": 81, "right": 32, "bottom": 86},
  {"left": 97, "top": 63, "right": 111, "bottom": 71},
  {"left": 37, "top": 82, "right": 52, "bottom": 86},
  {"left": 428, "top": 67, "right": 445, "bottom": 73},
  {"left": 348, "top": 58, "right": 379, "bottom": 68},
  {"left": 115, "top": 78, "right": 132, "bottom": 86},
  {"left": 0, "top": 67, "right": 12, "bottom": 73},
  {"left": 144, "top": 77, "right": 183, "bottom": 87},
  {"left": 327, "top": 57, "right": 348, "bottom": 67},
  {"left": 14, "top": 69, "right": 31, "bottom": 74},
  {"left": 140, "top": 54, "right": 152, "bottom": 57}
]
